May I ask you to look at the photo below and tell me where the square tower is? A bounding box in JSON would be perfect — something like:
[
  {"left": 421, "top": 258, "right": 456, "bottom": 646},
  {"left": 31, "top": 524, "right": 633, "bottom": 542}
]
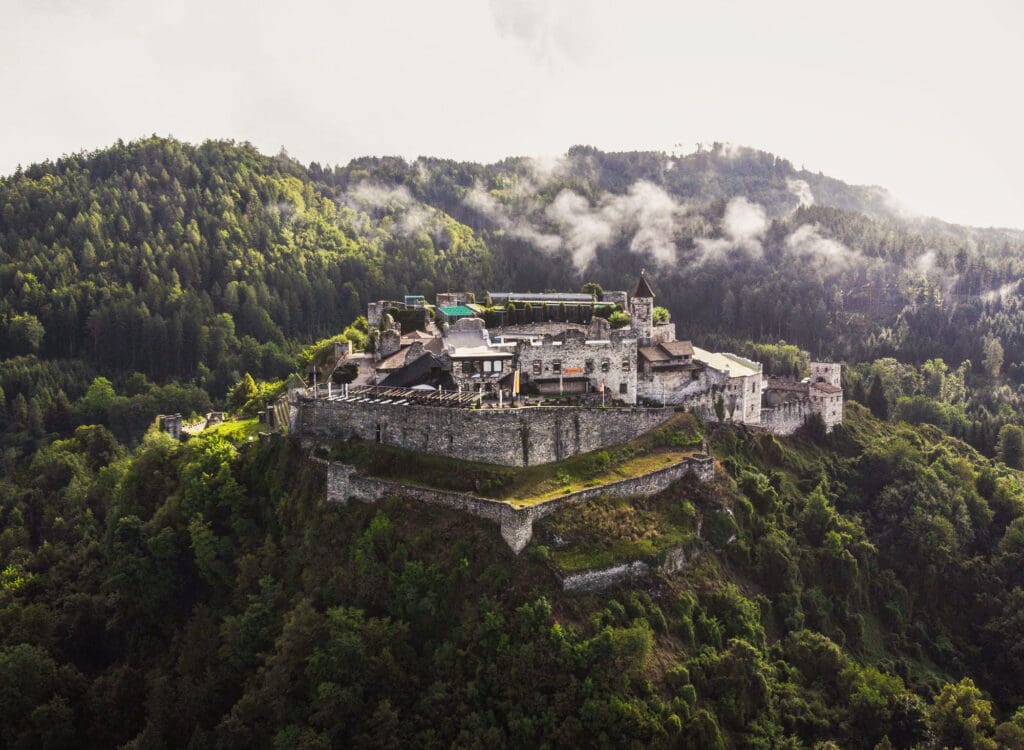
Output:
[
  {"left": 629, "top": 271, "right": 656, "bottom": 346},
  {"left": 810, "top": 362, "right": 842, "bottom": 388}
]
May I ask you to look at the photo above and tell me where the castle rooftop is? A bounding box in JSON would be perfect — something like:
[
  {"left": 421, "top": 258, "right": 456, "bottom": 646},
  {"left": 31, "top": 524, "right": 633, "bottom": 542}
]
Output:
[{"left": 692, "top": 347, "right": 761, "bottom": 377}]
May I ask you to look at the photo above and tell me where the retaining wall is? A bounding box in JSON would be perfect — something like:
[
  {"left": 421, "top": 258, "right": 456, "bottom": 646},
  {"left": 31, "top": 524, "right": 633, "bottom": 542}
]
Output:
[{"left": 324, "top": 452, "right": 714, "bottom": 553}]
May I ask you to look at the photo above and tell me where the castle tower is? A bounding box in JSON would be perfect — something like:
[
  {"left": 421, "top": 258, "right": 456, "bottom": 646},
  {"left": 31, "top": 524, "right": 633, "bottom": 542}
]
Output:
[
  {"left": 810, "top": 362, "right": 842, "bottom": 388},
  {"left": 629, "top": 270, "right": 655, "bottom": 345}
]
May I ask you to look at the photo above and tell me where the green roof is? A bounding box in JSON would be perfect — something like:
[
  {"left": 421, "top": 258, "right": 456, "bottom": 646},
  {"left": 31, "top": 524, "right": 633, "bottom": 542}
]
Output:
[{"left": 439, "top": 305, "right": 475, "bottom": 317}]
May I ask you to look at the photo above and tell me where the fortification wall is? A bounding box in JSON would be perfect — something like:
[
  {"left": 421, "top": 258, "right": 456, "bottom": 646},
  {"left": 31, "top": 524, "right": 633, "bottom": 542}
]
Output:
[
  {"left": 297, "top": 400, "right": 673, "bottom": 467},
  {"left": 324, "top": 453, "right": 714, "bottom": 553},
  {"left": 760, "top": 399, "right": 813, "bottom": 435}
]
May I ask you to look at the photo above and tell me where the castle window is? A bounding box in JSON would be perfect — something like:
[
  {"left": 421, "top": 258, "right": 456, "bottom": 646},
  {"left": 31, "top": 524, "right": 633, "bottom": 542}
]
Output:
[
  {"left": 585, "top": 359, "right": 594, "bottom": 373},
  {"left": 621, "top": 360, "right": 630, "bottom": 371},
  {"left": 552, "top": 360, "right": 561, "bottom": 374},
  {"left": 532, "top": 361, "right": 541, "bottom": 376},
  {"left": 619, "top": 382, "right": 628, "bottom": 395},
  {"left": 601, "top": 360, "right": 610, "bottom": 373}
]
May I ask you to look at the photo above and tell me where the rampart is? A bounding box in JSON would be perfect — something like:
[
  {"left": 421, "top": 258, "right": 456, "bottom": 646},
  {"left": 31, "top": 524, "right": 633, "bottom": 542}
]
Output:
[
  {"left": 760, "top": 399, "right": 813, "bottom": 435},
  {"left": 297, "top": 400, "right": 674, "bottom": 467},
  {"left": 323, "top": 453, "right": 714, "bottom": 553}
]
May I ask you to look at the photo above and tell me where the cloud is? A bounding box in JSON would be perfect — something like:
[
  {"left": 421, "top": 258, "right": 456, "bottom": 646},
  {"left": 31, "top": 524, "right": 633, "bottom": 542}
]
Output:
[
  {"left": 546, "top": 180, "right": 689, "bottom": 269},
  {"left": 546, "top": 190, "right": 613, "bottom": 269},
  {"left": 786, "top": 178, "right": 814, "bottom": 209},
  {"left": 694, "top": 196, "right": 768, "bottom": 263},
  {"left": 723, "top": 197, "right": 768, "bottom": 243},
  {"left": 488, "top": 0, "right": 591, "bottom": 65},
  {"left": 463, "top": 176, "right": 691, "bottom": 270},
  {"left": 981, "top": 281, "right": 1018, "bottom": 302},
  {"left": 342, "top": 182, "right": 432, "bottom": 235},
  {"left": 915, "top": 249, "right": 938, "bottom": 275},
  {"left": 464, "top": 182, "right": 562, "bottom": 253},
  {"left": 784, "top": 223, "right": 861, "bottom": 273}
]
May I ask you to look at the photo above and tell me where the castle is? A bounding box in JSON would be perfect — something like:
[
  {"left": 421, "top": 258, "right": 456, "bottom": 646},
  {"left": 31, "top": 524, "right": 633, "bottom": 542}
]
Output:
[{"left": 292, "top": 272, "right": 842, "bottom": 467}]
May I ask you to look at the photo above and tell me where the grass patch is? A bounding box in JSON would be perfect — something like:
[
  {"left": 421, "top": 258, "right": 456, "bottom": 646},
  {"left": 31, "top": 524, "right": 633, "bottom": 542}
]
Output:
[
  {"left": 321, "top": 412, "right": 705, "bottom": 505},
  {"left": 203, "top": 418, "right": 263, "bottom": 443},
  {"left": 539, "top": 491, "right": 702, "bottom": 573}
]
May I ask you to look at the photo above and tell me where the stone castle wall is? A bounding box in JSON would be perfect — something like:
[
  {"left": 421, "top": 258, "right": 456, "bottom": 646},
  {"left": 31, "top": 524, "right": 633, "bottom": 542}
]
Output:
[
  {"left": 518, "top": 330, "right": 639, "bottom": 404},
  {"left": 297, "top": 400, "right": 674, "bottom": 467},
  {"left": 324, "top": 453, "right": 714, "bottom": 553},
  {"left": 760, "top": 399, "right": 814, "bottom": 435}
]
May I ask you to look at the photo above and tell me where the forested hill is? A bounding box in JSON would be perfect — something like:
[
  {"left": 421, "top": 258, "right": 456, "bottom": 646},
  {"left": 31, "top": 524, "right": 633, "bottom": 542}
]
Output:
[
  {"left": 0, "top": 137, "right": 492, "bottom": 388},
  {"left": 5, "top": 136, "right": 1024, "bottom": 454},
  {"left": 4, "top": 137, "right": 1024, "bottom": 394},
  {"left": 7, "top": 139, "right": 1024, "bottom": 747}
]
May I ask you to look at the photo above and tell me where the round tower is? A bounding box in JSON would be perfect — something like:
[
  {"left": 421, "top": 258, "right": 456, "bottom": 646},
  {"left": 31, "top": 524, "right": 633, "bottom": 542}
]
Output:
[{"left": 629, "top": 270, "right": 655, "bottom": 345}]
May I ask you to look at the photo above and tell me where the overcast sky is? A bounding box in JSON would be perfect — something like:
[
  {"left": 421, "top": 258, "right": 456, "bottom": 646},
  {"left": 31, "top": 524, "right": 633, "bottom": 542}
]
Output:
[{"left": 3, "top": 0, "right": 1022, "bottom": 228}]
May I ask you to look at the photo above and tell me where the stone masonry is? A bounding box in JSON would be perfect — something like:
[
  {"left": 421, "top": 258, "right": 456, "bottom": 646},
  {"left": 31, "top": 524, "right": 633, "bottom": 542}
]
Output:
[
  {"left": 324, "top": 453, "right": 715, "bottom": 553},
  {"left": 297, "top": 399, "right": 675, "bottom": 467}
]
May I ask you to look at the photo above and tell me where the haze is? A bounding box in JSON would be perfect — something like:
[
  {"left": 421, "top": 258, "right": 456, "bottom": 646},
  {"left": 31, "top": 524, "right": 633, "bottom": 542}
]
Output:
[{"left": 3, "top": 0, "right": 1022, "bottom": 228}]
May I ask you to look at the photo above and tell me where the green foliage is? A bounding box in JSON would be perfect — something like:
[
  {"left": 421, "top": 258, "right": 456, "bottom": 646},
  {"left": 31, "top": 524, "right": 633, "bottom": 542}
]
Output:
[
  {"left": 608, "top": 310, "right": 631, "bottom": 329},
  {"left": 998, "top": 424, "right": 1024, "bottom": 469},
  {"left": 6, "top": 138, "right": 1024, "bottom": 747}
]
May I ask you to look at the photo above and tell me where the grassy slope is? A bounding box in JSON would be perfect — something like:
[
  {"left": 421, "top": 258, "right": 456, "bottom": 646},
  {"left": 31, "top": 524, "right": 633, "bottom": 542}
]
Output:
[{"left": 321, "top": 412, "right": 704, "bottom": 504}]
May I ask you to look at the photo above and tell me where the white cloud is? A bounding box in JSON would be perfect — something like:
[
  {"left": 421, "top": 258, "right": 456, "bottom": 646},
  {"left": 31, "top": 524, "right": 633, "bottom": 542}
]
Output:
[
  {"left": 694, "top": 196, "right": 768, "bottom": 263},
  {"left": 785, "top": 223, "right": 861, "bottom": 273},
  {"left": 464, "top": 182, "right": 563, "bottom": 253},
  {"left": 488, "top": 0, "right": 591, "bottom": 65},
  {"left": 786, "top": 178, "right": 814, "bottom": 209},
  {"left": 546, "top": 180, "right": 689, "bottom": 270},
  {"left": 343, "top": 182, "right": 432, "bottom": 235}
]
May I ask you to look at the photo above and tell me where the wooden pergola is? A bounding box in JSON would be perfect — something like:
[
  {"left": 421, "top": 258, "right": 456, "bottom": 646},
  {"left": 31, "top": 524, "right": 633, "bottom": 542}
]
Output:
[{"left": 327, "top": 385, "right": 480, "bottom": 408}]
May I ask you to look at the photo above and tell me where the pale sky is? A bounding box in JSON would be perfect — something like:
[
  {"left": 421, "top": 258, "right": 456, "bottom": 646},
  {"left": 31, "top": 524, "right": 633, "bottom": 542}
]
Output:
[{"left": 3, "top": 0, "right": 1022, "bottom": 228}]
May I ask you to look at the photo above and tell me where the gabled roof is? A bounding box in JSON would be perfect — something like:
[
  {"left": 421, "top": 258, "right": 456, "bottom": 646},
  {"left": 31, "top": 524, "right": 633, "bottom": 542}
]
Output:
[
  {"left": 659, "top": 341, "right": 693, "bottom": 358},
  {"left": 638, "top": 346, "right": 671, "bottom": 363},
  {"left": 631, "top": 272, "right": 656, "bottom": 299},
  {"left": 380, "top": 352, "right": 456, "bottom": 389},
  {"left": 376, "top": 347, "right": 413, "bottom": 371},
  {"left": 638, "top": 340, "right": 694, "bottom": 364}
]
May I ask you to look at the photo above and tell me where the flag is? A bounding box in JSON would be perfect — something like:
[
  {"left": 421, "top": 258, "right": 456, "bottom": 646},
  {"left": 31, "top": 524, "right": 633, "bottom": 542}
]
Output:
[
  {"left": 599, "top": 380, "right": 605, "bottom": 393},
  {"left": 513, "top": 369, "right": 520, "bottom": 396}
]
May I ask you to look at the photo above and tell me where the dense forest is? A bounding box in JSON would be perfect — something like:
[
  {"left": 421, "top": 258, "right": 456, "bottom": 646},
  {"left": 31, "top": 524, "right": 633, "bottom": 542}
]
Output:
[
  {"left": 4, "top": 405, "right": 1024, "bottom": 747},
  {"left": 4, "top": 137, "right": 1024, "bottom": 746}
]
